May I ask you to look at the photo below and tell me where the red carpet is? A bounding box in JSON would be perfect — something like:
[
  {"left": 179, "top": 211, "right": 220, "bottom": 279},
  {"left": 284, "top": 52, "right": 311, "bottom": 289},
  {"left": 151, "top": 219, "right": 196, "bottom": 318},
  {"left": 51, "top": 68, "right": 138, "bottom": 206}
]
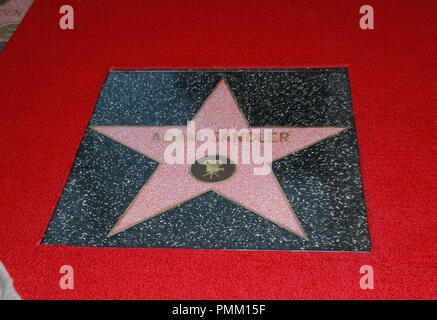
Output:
[{"left": 0, "top": 0, "right": 435, "bottom": 299}]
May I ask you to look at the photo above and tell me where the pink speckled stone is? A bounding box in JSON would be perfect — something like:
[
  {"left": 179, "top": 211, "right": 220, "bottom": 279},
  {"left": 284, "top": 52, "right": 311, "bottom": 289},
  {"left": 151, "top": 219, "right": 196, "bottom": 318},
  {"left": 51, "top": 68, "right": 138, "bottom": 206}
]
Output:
[
  {"left": 0, "top": 0, "right": 34, "bottom": 41},
  {"left": 92, "top": 80, "right": 347, "bottom": 238}
]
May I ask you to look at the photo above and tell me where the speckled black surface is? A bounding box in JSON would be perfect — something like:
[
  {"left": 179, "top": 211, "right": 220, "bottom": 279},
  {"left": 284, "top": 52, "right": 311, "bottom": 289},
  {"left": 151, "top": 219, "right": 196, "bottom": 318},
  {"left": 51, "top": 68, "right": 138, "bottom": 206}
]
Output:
[{"left": 42, "top": 69, "right": 370, "bottom": 251}]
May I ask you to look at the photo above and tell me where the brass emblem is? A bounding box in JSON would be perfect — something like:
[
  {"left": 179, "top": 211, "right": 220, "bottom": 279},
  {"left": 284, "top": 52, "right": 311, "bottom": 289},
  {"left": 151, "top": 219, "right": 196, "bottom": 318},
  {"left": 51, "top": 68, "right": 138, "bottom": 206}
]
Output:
[
  {"left": 203, "top": 160, "right": 225, "bottom": 179},
  {"left": 0, "top": 23, "right": 19, "bottom": 41},
  {"left": 190, "top": 155, "right": 236, "bottom": 184}
]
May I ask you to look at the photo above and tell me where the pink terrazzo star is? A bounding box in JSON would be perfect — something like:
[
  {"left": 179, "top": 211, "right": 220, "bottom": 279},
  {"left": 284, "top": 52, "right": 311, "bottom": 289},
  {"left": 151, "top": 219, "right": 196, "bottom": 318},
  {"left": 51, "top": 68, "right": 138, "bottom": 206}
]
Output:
[{"left": 91, "top": 79, "right": 348, "bottom": 238}]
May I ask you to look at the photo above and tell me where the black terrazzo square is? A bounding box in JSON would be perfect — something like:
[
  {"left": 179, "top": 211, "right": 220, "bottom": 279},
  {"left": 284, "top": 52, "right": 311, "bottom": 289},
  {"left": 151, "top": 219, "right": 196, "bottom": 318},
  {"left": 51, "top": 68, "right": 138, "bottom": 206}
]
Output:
[{"left": 42, "top": 69, "right": 370, "bottom": 252}]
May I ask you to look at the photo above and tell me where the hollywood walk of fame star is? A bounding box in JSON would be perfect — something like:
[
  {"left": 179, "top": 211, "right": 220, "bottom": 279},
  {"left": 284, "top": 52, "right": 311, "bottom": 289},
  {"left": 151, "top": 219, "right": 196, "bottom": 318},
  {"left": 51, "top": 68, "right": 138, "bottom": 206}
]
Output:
[{"left": 91, "top": 79, "right": 348, "bottom": 239}]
